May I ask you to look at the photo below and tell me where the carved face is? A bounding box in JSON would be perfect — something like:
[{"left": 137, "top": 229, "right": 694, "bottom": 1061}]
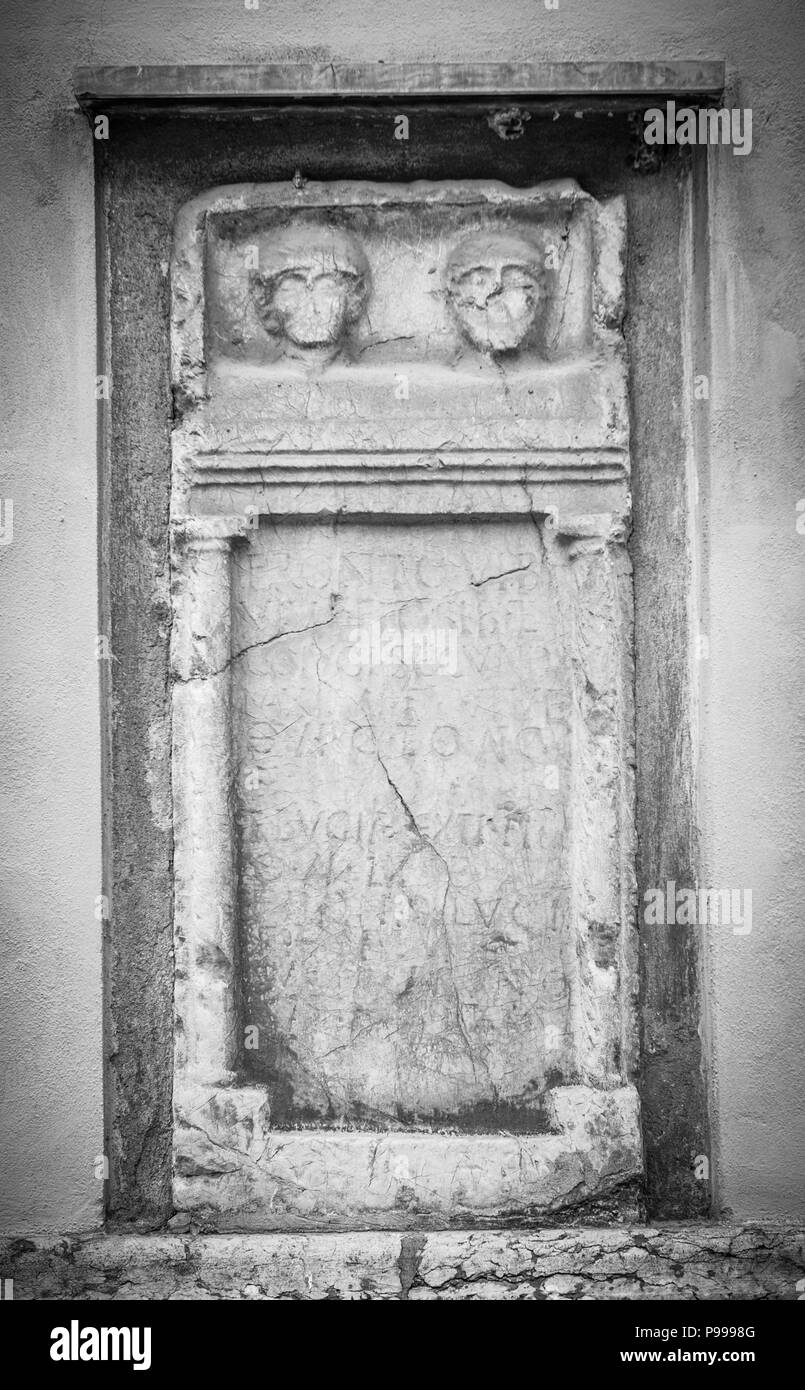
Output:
[
  {"left": 445, "top": 233, "right": 543, "bottom": 354},
  {"left": 251, "top": 225, "right": 370, "bottom": 354}
]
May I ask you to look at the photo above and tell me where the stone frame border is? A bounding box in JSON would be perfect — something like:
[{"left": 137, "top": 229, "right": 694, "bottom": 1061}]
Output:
[{"left": 94, "top": 95, "right": 711, "bottom": 1226}]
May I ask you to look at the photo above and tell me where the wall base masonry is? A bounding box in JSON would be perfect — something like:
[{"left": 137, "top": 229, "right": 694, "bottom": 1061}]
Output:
[{"left": 2, "top": 1225, "right": 803, "bottom": 1300}]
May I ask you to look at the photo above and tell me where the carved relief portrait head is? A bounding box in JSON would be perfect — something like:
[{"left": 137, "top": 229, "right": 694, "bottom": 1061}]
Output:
[
  {"left": 445, "top": 231, "right": 545, "bottom": 355},
  {"left": 250, "top": 223, "right": 371, "bottom": 361}
]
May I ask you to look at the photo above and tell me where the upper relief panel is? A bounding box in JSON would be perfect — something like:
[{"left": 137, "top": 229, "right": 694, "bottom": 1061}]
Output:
[{"left": 171, "top": 179, "right": 627, "bottom": 457}]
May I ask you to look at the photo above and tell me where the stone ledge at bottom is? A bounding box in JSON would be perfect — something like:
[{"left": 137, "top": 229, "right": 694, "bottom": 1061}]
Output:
[{"left": 1, "top": 1225, "right": 803, "bottom": 1300}]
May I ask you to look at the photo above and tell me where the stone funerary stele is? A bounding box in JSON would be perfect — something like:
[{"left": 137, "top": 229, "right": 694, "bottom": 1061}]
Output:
[{"left": 169, "top": 177, "right": 639, "bottom": 1227}]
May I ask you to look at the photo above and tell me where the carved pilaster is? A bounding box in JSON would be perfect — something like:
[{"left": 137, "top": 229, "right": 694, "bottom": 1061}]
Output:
[{"left": 171, "top": 519, "right": 245, "bottom": 1086}]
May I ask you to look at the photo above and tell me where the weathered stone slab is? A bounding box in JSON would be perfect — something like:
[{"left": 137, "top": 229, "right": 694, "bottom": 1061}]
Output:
[
  {"left": 168, "top": 178, "right": 637, "bottom": 1225},
  {"left": 232, "top": 518, "right": 574, "bottom": 1124}
]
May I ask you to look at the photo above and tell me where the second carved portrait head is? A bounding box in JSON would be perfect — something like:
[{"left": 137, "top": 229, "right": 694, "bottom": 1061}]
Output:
[{"left": 444, "top": 231, "right": 545, "bottom": 355}]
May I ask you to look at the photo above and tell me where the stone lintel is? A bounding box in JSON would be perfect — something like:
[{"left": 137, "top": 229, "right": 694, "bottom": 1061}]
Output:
[{"left": 74, "top": 61, "right": 726, "bottom": 115}]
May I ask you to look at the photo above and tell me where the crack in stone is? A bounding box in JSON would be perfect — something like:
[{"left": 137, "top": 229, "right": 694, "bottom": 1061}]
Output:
[
  {"left": 363, "top": 718, "right": 482, "bottom": 1085},
  {"left": 359, "top": 334, "right": 417, "bottom": 355},
  {"left": 471, "top": 562, "right": 532, "bottom": 587},
  {"left": 228, "top": 611, "right": 338, "bottom": 669},
  {"left": 181, "top": 1119, "right": 307, "bottom": 1192},
  {"left": 372, "top": 743, "right": 427, "bottom": 844},
  {"left": 550, "top": 224, "right": 574, "bottom": 345},
  {"left": 174, "top": 609, "right": 339, "bottom": 684}
]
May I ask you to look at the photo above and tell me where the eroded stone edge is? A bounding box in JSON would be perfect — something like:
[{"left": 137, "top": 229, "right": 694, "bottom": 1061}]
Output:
[{"left": 1, "top": 1225, "right": 803, "bottom": 1301}]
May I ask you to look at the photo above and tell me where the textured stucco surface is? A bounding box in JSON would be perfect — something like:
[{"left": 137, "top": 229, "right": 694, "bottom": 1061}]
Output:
[{"left": 0, "top": 0, "right": 804, "bottom": 1233}]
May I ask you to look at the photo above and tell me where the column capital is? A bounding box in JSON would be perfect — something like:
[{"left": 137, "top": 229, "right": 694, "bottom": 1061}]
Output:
[{"left": 172, "top": 515, "right": 251, "bottom": 552}]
